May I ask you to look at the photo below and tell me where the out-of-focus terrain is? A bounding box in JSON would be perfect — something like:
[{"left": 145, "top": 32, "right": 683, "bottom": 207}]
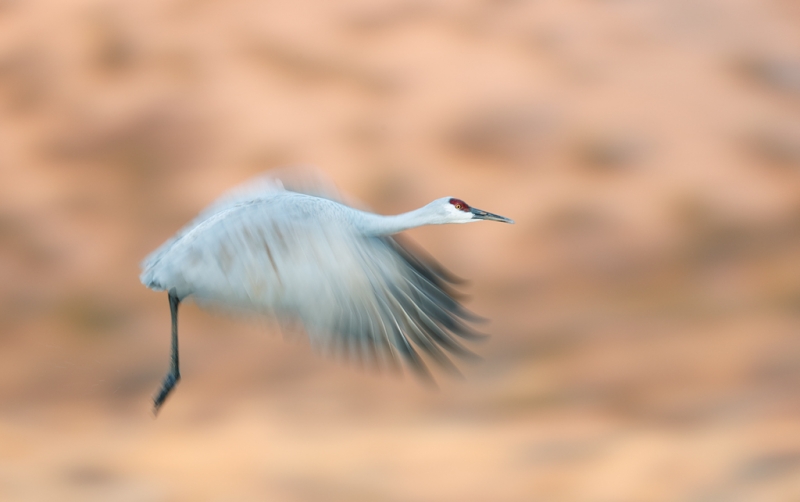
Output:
[{"left": 2, "top": 0, "right": 800, "bottom": 501}]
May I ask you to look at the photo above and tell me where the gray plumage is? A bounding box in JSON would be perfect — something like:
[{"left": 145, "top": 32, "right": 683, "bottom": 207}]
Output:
[{"left": 141, "top": 169, "right": 513, "bottom": 412}]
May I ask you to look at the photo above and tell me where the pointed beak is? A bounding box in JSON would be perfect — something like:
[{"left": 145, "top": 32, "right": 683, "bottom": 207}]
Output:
[{"left": 470, "top": 207, "right": 514, "bottom": 224}]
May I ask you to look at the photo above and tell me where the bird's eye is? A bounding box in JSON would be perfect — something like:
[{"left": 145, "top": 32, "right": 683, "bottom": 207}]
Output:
[{"left": 448, "top": 198, "right": 470, "bottom": 211}]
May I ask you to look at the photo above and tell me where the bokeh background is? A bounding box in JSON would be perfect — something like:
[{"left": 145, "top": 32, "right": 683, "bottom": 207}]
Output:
[{"left": 2, "top": 0, "right": 800, "bottom": 500}]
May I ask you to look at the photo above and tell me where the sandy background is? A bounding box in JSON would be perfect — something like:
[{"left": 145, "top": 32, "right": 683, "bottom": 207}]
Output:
[{"left": 2, "top": 0, "right": 800, "bottom": 500}]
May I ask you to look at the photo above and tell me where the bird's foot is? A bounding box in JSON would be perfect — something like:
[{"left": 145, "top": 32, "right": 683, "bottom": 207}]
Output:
[{"left": 153, "top": 371, "right": 180, "bottom": 415}]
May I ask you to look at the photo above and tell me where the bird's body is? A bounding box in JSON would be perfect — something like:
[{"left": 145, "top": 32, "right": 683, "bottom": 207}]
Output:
[{"left": 141, "top": 170, "right": 513, "bottom": 413}]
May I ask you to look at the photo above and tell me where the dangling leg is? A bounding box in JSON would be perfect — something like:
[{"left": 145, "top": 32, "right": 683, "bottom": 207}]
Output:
[{"left": 153, "top": 289, "right": 181, "bottom": 415}]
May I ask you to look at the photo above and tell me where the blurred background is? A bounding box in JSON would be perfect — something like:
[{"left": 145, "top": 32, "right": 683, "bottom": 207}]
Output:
[{"left": 1, "top": 0, "right": 800, "bottom": 500}]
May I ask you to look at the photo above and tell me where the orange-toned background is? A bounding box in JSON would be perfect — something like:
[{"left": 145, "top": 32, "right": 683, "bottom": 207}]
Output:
[{"left": 2, "top": 1, "right": 800, "bottom": 501}]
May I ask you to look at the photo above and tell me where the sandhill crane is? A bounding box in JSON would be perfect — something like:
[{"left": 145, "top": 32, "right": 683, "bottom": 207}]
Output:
[{"left": 140, "top": 170, "right": 513, "bottom": 413}]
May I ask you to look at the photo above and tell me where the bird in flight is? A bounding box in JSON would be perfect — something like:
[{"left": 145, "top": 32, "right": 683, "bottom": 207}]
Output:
[{"left": 140, "top": 169, "right": 513, "bottom": 414}]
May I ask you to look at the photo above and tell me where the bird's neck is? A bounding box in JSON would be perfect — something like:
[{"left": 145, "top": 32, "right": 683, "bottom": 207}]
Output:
[{"left": 352, "top": 207, "right": 434, "bottom": 236}]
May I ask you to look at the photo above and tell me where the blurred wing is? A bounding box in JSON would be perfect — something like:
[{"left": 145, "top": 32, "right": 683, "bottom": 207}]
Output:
[
  {"left": 267, "top": 165, "right": 360, "bottom": 206},
  {"left": 141, "top": 166, "right": 359, "bottom": 284},
  {"left": 207, "top": 165, "right": 364, "bottom": 211},
  {"left": 144, "top": 195, "right": 483, "bottom": 381},
  {"left": 307, "top": 233, "right": 485, "bottom": 381}
]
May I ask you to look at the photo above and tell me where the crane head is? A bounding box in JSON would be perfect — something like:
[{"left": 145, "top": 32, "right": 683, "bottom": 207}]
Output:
[{"left": 434, "top": 197, "right": 514, "bottom": 224}]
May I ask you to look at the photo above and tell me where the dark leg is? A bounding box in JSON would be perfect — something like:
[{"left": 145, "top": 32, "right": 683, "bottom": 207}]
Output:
[{"left": 153, "top": 289, "right": 181, "bottom": 415}]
